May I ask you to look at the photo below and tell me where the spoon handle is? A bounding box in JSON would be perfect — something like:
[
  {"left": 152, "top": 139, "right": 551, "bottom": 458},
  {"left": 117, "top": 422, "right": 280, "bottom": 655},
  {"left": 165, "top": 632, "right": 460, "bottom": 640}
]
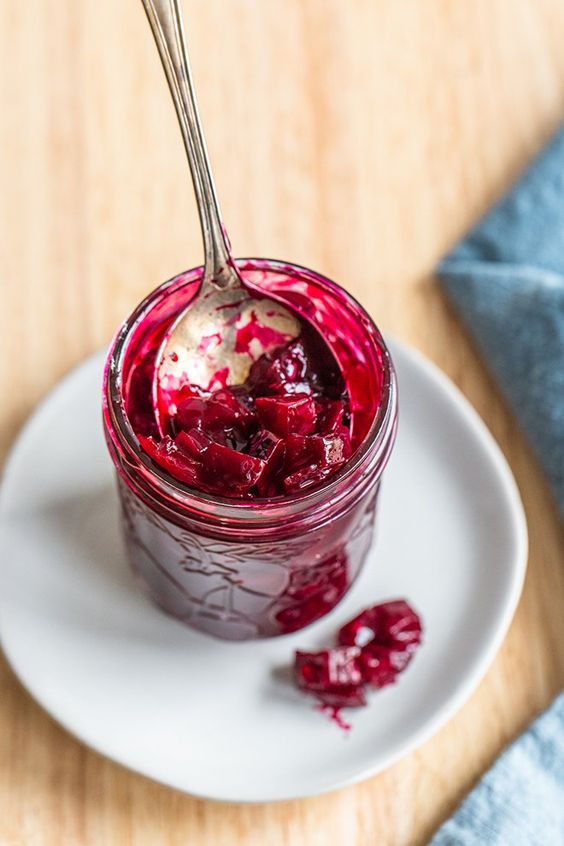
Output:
[{"left": 141, "top": 0, "right": 238, "bottom": 289}]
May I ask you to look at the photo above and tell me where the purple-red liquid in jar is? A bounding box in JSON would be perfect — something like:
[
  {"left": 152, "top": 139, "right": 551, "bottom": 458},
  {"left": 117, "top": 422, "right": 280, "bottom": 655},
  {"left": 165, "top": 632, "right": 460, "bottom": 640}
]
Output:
[{"left": 124, "top": 263, "right": 385, "bottom": 499}]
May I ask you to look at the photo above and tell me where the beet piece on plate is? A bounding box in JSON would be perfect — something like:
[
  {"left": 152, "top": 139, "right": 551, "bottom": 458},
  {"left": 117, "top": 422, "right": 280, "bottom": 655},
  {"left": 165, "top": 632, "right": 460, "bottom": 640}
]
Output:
[
  {"left": 294, "top": 647, "right": 366, "bottom": 708},
  {"left": 295, "top": 646, "right": 362, "bottom": 688},
  {"left": 310, "top": 685, "right": 367, "bottom": 709},
  {"left": 338, "top": 600, "right": 422, "bottom": 652},
  {"left": 292, "top": 599, "right": 423, "bottom": 721},
  {"left": 358, "top": 644, "right": 415, "bottom": 688}
]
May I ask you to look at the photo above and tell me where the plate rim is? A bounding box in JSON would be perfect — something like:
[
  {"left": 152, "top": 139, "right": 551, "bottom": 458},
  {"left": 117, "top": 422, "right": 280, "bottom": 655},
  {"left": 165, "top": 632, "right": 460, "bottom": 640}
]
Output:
[{"left": 0, "top": 339, "right": 528, "bottom": 803}]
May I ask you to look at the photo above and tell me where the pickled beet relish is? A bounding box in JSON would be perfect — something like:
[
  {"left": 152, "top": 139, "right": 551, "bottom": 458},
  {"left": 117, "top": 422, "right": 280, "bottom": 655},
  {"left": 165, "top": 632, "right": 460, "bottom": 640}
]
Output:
[
  {"left": 133, "top": 324, "right": 354, "bottom": 498},
  {"left": 294, "top": 600, "right": 422, "bottom": 714}
]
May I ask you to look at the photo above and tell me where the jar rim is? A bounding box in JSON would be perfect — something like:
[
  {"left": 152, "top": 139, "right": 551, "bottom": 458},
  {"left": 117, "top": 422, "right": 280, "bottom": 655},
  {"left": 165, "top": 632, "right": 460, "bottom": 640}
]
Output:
[{"left": 103, "top": 258, "right": 398, "bottom": 525}]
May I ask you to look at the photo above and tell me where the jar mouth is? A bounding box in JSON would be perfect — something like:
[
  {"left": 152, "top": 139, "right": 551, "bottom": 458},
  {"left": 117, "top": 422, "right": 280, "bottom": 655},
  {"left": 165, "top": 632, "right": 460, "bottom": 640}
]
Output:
[{"left": 104, "top": 258, "right": 398, "bottom": 523}]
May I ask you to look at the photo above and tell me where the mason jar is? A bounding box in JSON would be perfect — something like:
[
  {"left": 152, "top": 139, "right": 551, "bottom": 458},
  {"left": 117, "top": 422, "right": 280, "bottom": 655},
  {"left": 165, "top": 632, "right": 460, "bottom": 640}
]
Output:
[{"left": 103, "top": 259, "right": 398, "bottom": 640}]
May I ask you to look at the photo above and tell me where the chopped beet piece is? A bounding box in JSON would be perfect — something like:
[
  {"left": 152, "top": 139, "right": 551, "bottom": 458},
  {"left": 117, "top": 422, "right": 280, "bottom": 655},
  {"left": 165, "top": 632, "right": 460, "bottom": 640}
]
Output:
[
  {"left": 201, "top": 442, "right": 265, "bottom": 494},
  {"left": 295, "top": 647, "right": 362, "bottom": 688},
  {"left": 247, "top": 339, "right": 315, "bottom": 397},
  {"left": 138, "top": 434, "right": 159, "bottom": 460},
  {"left": 175, "top": 428, "right": 212, "bottom": 459},
  {"left": 176, "top": 391, "right": 255, "bottom": 439},
  {"left": 358, "top": 644, "right": 414, "bottom": 688},
  {"left": 203, "top": 389, "right": 255, "bottom": 433},
  {"left": 338, "top": 600, "right": 422, "bottom": 651},
  {"left": 317, "top": 400, "right": 345, "bottom": 435},
  {"left": 247, "top": 430, "right": 285, "bottom": 494},
  {"left": 284, "top": 432, "right": 350, "bottom": 474},
  {"left": 312, "top": 684, "right": 367, "bottom": 709},
  {"left": 292, "top": 598, "right": 422, "bottom": 721},
  {"left": 175, "top": 397, "right": 208, "bottom": 432},
  {"left": 139, "top": 435, "right": 200, "bottom": 487},
  {"left": 284, "top": 434, "right": 317, "bottom": 472},
  {"left": 316, "top": 432, "right": 352, "bottom": 467},
  {"left": 294, "top": 647, "right": 366, "bottom": 708},
  {"left": 255, "top": 395, "right": 316, "bottom": 438},
  {"left": 248, "top": 428, "right": 282, "bottom": 461},
  {"left": 282, "top": 463, "right": 337, "bottom": 494}
]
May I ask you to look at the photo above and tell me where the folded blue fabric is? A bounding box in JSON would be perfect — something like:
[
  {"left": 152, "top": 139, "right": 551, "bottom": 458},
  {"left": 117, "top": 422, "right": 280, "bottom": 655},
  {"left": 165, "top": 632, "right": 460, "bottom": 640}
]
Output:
[
  {"left": 431, "top": 129, "right": 564, "bottom": 844},
  {"left": 438, "top": 127, "right": 564, "bottom": 515},
  {"left": 429, "top": 694, "right": 564, "bottom": 846}
]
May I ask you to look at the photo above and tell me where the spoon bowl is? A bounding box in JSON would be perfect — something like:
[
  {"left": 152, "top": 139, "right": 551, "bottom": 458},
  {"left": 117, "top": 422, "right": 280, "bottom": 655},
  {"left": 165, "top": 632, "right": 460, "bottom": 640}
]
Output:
[{"left": 154, "top": 281, "right": 300, "bottom": 432}]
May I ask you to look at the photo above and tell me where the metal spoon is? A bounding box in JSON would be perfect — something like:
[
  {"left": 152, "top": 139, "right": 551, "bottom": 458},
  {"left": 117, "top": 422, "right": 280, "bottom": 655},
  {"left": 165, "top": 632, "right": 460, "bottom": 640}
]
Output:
[{"left": 141, "top": 0, "right": 300, "bottom": 432}]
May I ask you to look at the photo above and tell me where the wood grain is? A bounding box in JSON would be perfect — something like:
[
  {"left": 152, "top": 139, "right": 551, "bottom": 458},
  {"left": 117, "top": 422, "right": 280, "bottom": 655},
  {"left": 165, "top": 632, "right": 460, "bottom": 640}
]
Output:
[{"left": 1, "top": 1, "right": 564, "bottom": 843}]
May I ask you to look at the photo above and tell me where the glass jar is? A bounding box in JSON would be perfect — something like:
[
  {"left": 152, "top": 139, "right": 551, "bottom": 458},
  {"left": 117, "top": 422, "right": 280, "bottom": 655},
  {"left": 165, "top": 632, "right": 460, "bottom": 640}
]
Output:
[{"left": 103, "top": 259, "right": 398, "bottom": 640}]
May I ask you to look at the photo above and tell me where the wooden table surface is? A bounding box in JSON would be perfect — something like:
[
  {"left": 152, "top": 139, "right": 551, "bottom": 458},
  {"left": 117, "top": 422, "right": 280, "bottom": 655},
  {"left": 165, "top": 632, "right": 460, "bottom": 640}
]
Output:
[{"left": 1, "top": 1, "right": 564, "bottom": 843}]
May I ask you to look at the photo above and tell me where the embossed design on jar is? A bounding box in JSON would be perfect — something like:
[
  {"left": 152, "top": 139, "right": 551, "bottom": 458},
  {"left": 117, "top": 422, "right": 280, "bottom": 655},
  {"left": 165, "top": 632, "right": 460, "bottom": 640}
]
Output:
[{"left": 119, "top": 479, "right": 378, "bottom": 639}]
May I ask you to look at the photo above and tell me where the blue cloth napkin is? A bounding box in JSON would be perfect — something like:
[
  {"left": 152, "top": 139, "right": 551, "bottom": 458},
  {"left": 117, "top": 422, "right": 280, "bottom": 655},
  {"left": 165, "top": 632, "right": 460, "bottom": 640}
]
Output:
[
  {"left": 431, "top": 128, "right": 564, "bottom": 844},
  {"left": 438, "top": 127, "right": 564, "bottom": 514},
  {"left": 430, "top": 695, "right": 564, "bottom": 845}
]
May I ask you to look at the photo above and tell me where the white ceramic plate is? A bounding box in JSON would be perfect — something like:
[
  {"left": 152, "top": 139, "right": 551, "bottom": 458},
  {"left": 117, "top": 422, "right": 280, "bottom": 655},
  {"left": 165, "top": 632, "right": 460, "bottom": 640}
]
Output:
[{"left": 0, "top": 340, "right": 527, "bottom": 802}]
